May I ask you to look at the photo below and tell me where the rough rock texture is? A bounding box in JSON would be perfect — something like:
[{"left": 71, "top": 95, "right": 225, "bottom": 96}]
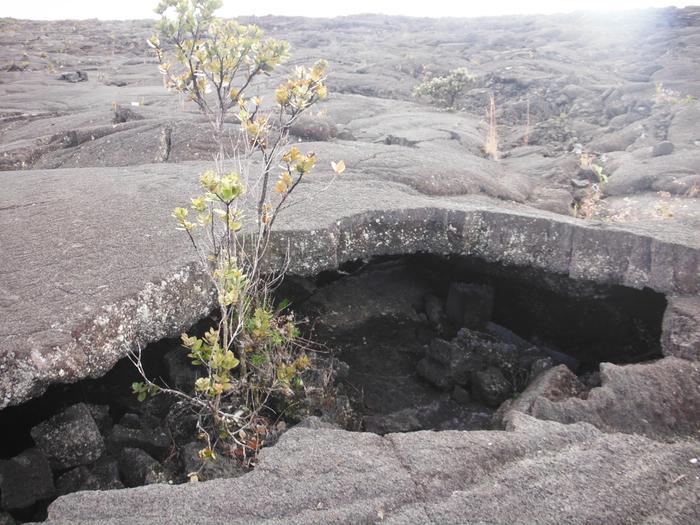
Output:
[
  {"left": 1, "top": 8, "right": 700, "bottom": 522},
  {"left": 118, "top": 448, "right": 167, "bottom": 488},
  {"left": 471, "top": 367, "right": 513, "bottom": 407},
  {"left": 41, "top": 413, "right": 700, "bottom": 524},
  {"left": 662, "top": 295, "right": 700, "bottom": 360},
  {"left": 418, "top": 338, "right": 483, "bottom": 390},
  {"left": 1, "top": 8, "right": 700, "bottom": 408},
  {"left": 495, "top": 358, "right": 700, "bottom": 444},
  {"left": 305, "top": 259, "right": 430, "bottom": 334},
  {"left": 0, "top": 449, "right": 55, "bottom": 510},
  {"left": 316, "top": 262, "right": 495, "bottom": 433},
  {"left": 493, "top": 364, "right": 588, "bottom": 427},
  {"left": 525, "top": 357, "right": 700, "bottom": 442},
  {"left": 55, "top": 459, "right": 124, "bottom": 496},
  {"left": 30, "top": 403, "right": 105, "bottom": 470},
  {"left": 1, "top": 167, "right": 699, "bottom": 408},
  {"left": 107, "top": 424, "right": 170, "bottom": 460},
  {"left": 179, "top": 442, "right": 246, "bottom": 481}
]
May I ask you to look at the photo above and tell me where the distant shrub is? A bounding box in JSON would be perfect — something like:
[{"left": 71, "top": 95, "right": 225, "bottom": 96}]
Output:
[{"left": 412, "top": 67, "right": 476, "bottom": 109}]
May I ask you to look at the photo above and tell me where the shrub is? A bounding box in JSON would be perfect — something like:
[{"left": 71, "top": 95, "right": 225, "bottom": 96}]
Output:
[
  {"left": 130, "top": 0, "right": 344, "bottom": 464},
  {"left": 412, "top": 67, "right": 476, "bottom": 109}
]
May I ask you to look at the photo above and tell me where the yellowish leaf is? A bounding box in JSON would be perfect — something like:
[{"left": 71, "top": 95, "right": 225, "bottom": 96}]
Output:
[
  {"left": 331, "top": 160, "right": 346, "bottom": 174},
  {"left": 275, "top": 180, "right": 287, "bottom": 193}
]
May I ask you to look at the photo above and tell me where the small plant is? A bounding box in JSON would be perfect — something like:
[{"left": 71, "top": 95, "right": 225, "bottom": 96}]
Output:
[
  {"left": 579, "top": 151, "right": 608, "bottom": 184},
  {"left": 412, "top": 67, "right": 476, "bottom": 109},
  {"left": 654, "top": 191, "right": 675, "bottom": 219},
  {"left": 484, "top": 92, "right": 499, "bottom": 160},
  {"left": 572, "top": 184, "right": 602, "bottom": 219},
  {"left": 573, "top": 149, "right": 608, "bottom": 219},
  {"left": 130, "top": 0, "right": 344, "bottom": 465},
  {"left": 652, "top": 82, "right": 693, "bottom": 105}
]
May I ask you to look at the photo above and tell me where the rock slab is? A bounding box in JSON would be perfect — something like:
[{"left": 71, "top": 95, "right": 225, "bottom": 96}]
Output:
[{"left": 40, "top": 412, "right": 700, "bottom": 524}]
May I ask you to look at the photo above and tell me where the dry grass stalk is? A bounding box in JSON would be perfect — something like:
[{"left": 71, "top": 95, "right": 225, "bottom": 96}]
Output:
[
  {"left": 523, "top": 94, "right": 530, "bottom": 146},
  {"left": 484, "top": 92, "right": 499, "bottom": 160}
]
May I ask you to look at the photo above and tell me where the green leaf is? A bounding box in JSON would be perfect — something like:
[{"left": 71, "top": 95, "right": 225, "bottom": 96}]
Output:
[
  {"left": 277, "top": 298, "right": 290, "bottom": 311},
  {"left": 250, "top": 353, "right": 268, "bottom": 367}
]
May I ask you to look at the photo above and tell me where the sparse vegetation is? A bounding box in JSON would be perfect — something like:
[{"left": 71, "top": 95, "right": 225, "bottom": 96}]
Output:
[
  {"left": 653, "top": 82, "right": 695, "bottom": 105},
  {"left": 573, "top": 184, "right": 603, "bottom": 219},
  {"left": 523, "top": 94, "right": 530, "bottom": 146},
  {"left": 654, "top": 191, "right": 676, "bottom": 219},
  {"left": 579, "top": 151, "right": 607, "bottom": 184},
  {"left": 130, "top": 0, "right": 344, "bottom": 465},
  {"left": 412, "top": 67, "right": 476, "bottom": 109},
  {"left": 573, "top": 149, "right": 608, "bottom": 219},
  {"left": 484, "top": 92, "right": 499, "bottom": 160}
]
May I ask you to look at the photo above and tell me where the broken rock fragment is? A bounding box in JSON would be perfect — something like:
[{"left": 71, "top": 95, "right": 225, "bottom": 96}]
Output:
[{"left": 30, "top": 403, "right": 105, "bottom": 470}]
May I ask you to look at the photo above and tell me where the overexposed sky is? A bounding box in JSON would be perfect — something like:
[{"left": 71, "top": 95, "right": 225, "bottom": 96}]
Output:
[{"left": 0, "top": 0, "right": 693, "bottom": 20}]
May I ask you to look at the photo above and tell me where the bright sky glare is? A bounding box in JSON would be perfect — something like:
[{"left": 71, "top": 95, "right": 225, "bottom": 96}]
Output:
[{"left": 0, "top": 0, "right": 692, "bottom": 20}]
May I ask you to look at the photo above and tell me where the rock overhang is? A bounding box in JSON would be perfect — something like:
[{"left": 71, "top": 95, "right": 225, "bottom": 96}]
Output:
[{"left": 1, "top": 165, "right": 698, "bottom": 409}]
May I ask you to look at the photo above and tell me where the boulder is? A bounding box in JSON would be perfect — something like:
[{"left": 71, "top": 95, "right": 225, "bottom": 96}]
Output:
[
  {"left": 451, "top": 385, "right": 471, "bottom": 405},
  {"left": 86, "top": 404, "right": 112, "bottom": 434},
  {"left": 30, "top": 403, "right": 105, "bottom": 470},
  {"left": 88, "top": 456, "right": 124, "bottom": 490},
  {"left": 417, "top": 335, "right": 488, "bottom": 392},
  {"left": 651, "top": 140, "right": 674, "bottom": 157},
  {"left": 363, "top": 408, "right": 423, "bottom": 434},
  {"left": 289, "top": 114, "right": 337, "bottom": 142},
  {"left": 0, "top": 449, "right": 55, "bottom": 510},
  {"left": 423, "top": 294, "right": 447, "bottom": 332},
  {"left": 471, "top": 367, "right": 513, "bottom": 407},
  {"left": 164, "top": 401, "right": 199, "bottom": 447},
  {"left": 107, "top": 424, "right": 170, "bottom": 460},
  {"left": 118, "top": 448, "right": 166, "bottom": 488},
  {"left": 529, "top": 356, "right": 554, "bottom": 378},
  {"left": 425, "top": 337, "right": 484, "bottom": 382},
  {"left": 662, "top": 295, "right": 700, "bottom": 360},
  {"left": 55, "top": 456, "right": 123, "bottom": 496},
  {"left": 55, "top": 467, "right": 92, "bottom": 496},
  {"left": 118, "top": 413, "right": 142, "bottom": 430},
  {"left": 112, "top": 105, "right": 145, "bottom": 124},
  {"left": 416, "top": 358, "right": 453, "bottom": 391},
  {"left": 454, "top": 328, "right": 519, "bottom": 374},
  {"left": 57, "top": 70, "right": 88, "bottom": 82},
  {"left": 445, "top": 283, "right": 494, "bottom": 329},
  {"left": 570, "top": 177, "right": 590, "bottom": 189},
  {"left": 494, "top": 364, "right": 587, "bottom": 428},
  {"left": 528, "top": 357, "right": 700, "bottom": 441}
]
